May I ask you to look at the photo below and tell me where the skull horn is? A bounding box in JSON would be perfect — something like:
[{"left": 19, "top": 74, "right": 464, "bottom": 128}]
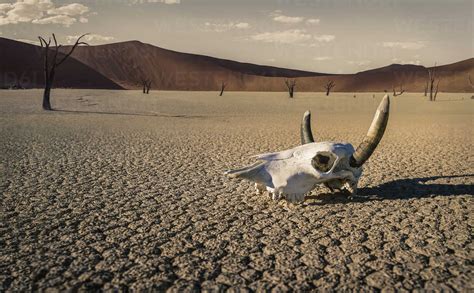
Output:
[
  {"left": 301, "top": 110, "right": 315, "bottom": 144},
  {"left": 350, "top": 95, "right": 390, "bottom": 168}
]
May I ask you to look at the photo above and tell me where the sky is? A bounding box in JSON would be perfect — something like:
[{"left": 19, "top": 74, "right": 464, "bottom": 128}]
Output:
[{"left": 0, "top": 0, "right": 472, "bottom": 74}]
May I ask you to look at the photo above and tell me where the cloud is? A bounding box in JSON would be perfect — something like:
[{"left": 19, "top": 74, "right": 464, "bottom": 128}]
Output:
[
  {"left": 270, "top": 11, "right": 320, "bottom": 26},
  {"left": 251, "top": 29, "right": 312, "bottom": 44},
  {"left": 33, "top": 15, "right": 76, "bottom": 26},
  {"left": 314, "top": 34, "right": 335, "bottom": 42},
  {"left": 66, "top": 34, "right": 115, "bottom": 45},
  {"left": 0, "top": 0, "right": 90, "bottom": 27},
  {"left": 382, "top": 41, "right": 424, "bottom": 50},
  {"left": 347, "top": 60, "right": 372, "bottom": 66},
  {"left": 273, "top": 15, "right": 304, "bottom": 24},
  {"left": 251, "top": 29, "right": 335, "bottom": 45},
  {"left": 234, "top": 22, "right": 250, "bottom": 29},
  {"left": 271, "top": 10, "right": 304, "bottom": 24},
  {"left": 306, "top": 18, "right": 320, "bottom": 25},
  {"left": 47, "top": 3, "right": 89, "bottom": 16},
  {"left": 204, "top": 21, "right": 251, "bottom": 32},
  {"left": 391, "top": 58, "right": 421, "bottom": 65},
  {"left": 314, "top": 56, "right": 332, "bottom": 61}
]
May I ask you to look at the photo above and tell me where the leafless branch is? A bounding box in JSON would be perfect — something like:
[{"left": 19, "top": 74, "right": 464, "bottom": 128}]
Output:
[{"left": 56, "top": 33, "right": 89, "bottom": 66}]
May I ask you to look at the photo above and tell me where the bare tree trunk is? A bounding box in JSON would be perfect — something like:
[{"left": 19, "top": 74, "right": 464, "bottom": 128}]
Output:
[
  {"left": 146, "top": 81, "right": 151, "bottom": 94},
  {"left": 43, "top": 71, "right": 55, "bottom": 110},
  {"left": 392, "top": 84, "right": 405, "bottom": 96},
  {"left": 427, "top": 63, "right": 439, "bottom": 101},
  {"left": 434, "top": 79, "right": 440, "bottom": 101},
  {"left": 429, "top": 79, "right": 434, "bottom": 101},
  {"left": 285, "top": 79, "right": 296, "bottom": 98},
  {"left": 424, "top": 81, "right": 428, "bottom": 97},
  {"left": 219, "top": 81, "right": 226, "bottom": 96},
  {"left": 324, "top": 80, "right": 335, "bottom": 96},
  {"left": 38, "top": 33, "right": 89, "bottom": 110},
  {"left": 42, "top": 83, "right": 52, "bottom": 110}
]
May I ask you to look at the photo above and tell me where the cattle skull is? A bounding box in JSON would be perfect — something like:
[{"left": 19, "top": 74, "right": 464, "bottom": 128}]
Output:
[{"left": 225, "top": 95, "right": 390, "bottom": 203}]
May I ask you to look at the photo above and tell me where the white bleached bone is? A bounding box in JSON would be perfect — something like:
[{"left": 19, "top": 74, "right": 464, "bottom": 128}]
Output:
[{"left": 225, "top": 95, "right": 390, "bottom": 203}]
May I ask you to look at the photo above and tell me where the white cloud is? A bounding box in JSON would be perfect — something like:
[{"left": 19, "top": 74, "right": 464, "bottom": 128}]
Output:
[
  {"left": 47, "top": 3, "right": 89, "bottom": 16},
  {"left": 270, "top": 11, "right": 321, "bottom": 26},
  {"left": 271, "top": 10, "right": 304, "bottom": 24},
  {"left": 273, "top": 15, "right": 304, "bottom": 24},
  {"left": 205, "top": 21, "right": 251, "bottom": 32},
  {"left": 0, "top": 4, "right": 13, "bottom": 14},
  {"left": 391, "top": 58, "right": 421, "bottom": 65},
  {"left": 33, "top": 15, "right": 76, "bottom": 27},
  {"left": 347, "top": 60, "right": 372, "bottom": 66},
  {"left": 66, "top": 34, "right": 115, "bottom": 45},
  {"left": 234, "top": 22, "right": 250, "bottom": 29},
  {"left": 251, "top": 29, "right": 312, "bottom": 44},
  {"left": 382, "top": 41, "right": 424, "bottom": 50},
  {"left": 314, "top": 56, "right": 332, "bottom": 61},
  {"left": 314, "top": 34, "right": 335, "bottom": 42},
  {"left": 306, "top": 18, "right": 320, "bottom": 25},
  {"left": 0, "top": 0, "right": 90, "bottom": 27},
  {"left": 251, "top": 29, "right": 335, "bottom": 45}
]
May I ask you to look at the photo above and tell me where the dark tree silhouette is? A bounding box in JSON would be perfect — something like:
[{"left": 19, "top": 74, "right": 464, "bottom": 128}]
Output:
[
  {"left": 392, "top": 83, "right": 405, "bottom": 96},
  {"left": 219, "top": 81, "right": 227, "bottom": 96},
  {"left": 427, "top": 63, "right": 440, "bottom": 101},
  {"left": 323, "top": 80, "right": 335, "bottom": 96},
  {"left": 38, "top": 33, "right": 88, "bottom": 110},
  {"left": 146, "top": 80, "right": 152, "bottom": 94},
  {"left": 285, "top": 79, "right": 296, "bottom": 98},
  {"left": 140, "top": 77, "right": 152, "bottom": 94}
]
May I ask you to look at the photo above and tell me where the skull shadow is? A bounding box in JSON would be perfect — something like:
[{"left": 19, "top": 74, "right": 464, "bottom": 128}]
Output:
[{"left": 305, "top": 174, "right": 474, "bottom": 205}]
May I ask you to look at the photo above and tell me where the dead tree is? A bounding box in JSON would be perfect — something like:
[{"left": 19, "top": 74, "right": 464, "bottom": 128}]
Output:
[
  {"left": 323, "top": 80, "right": 335, "bottom": 96},
  {"left": 141, "top": 78, "right": 147, "bottom": 93},
  {"left": 392, "top": 83, "right": 405, "bottom": 96},
  {"left": 146, "top": 80, "right": 152, "bottom": 94},
  {"left": 140, "top": 78, "right": 152, "bottom": 94},
  {"left": 424, "top": 81, "right": 428, "bottom": 97},
  {"left": 427, "top": 63, "right": 440, "bottom": 101},
  {"left": 434, "top": 79, "right": 440, "bottom": 101},
  {"left": 38, "top": 33, "right": 88, "bottom": 110},
  {"left": 219, "top": 81, "right": 227, "bottom": 96},
  {"left": 285, "top": 79, "right": 296, "bottom": 98}
]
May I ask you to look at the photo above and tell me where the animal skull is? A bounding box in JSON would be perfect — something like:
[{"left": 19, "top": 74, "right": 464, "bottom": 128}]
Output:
[{"left": 225, "top": 95, "right": 390, "bottom": 203}]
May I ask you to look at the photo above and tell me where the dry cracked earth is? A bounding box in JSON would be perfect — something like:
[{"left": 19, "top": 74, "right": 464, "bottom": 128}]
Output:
[{"left": 1, "top": 90, "right": 473, "bottom": 291}]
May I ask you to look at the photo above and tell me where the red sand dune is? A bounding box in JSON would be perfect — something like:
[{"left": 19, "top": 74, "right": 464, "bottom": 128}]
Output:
[
  {"left": 0, "top": 38, "right": 122, "bottom": 89},
  {"left": 1, "top": 37, "right": 472, "bottom": 92}
]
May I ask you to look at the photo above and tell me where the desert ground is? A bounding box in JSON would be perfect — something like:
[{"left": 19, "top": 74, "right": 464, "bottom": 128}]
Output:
[{"left": 1, "top": 90, "right": 473, "bottom": 291}]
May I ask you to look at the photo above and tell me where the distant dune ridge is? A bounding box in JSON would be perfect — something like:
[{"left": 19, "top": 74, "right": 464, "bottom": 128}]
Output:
[{"left": 0, "top": 37, "right": 472, "bottom": 92}]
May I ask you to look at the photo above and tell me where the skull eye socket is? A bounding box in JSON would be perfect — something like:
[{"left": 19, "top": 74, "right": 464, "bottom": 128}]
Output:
[{"left": 312, "top": 152, "right": 336, "bottom": 172}]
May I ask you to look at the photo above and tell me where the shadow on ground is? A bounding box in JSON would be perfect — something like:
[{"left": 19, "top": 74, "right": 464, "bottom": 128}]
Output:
[{"left": 306, "top": 174, "right": 474, "bottom": 205}]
